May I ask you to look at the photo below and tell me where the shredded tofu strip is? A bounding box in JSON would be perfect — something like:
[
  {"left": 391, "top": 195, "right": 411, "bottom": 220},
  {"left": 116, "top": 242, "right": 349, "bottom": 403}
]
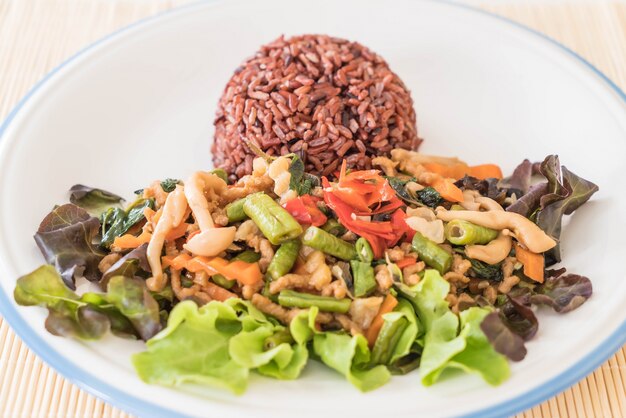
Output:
[{"left": 436, "top": 208, "right": 556, "bottom": 253}]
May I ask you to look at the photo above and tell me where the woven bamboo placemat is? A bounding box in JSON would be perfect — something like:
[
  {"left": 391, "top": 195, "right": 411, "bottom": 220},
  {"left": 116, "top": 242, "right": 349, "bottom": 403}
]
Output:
[{"left": 0, "top": 0, "right": 624, "bottom": 417}]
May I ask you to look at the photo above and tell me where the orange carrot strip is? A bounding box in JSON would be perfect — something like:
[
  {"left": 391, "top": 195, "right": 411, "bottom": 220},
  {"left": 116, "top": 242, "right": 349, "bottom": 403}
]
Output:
[
  {"left": 112, "top": 230, "right": 151, "bottom": 249},
  {"left": 469, "top": 164, "right": 503, "bottom": 180},
  {"left": 431, "top": 178, "right": 464, "bottom": 203},
  {"left": 181, "top": 256, "right": 263, "bottom": 286},
  {"left": 221, "top": 260, "right": 263, "bottom": 286},
  {"left": 185, "top": 256, "right": 220, "bottom": 275},
  {"left": 162, "top": 253, "right": 192, "bottom": 270},
  {"left": 422, "top": 162, "right": 469, "bottom": 180},
  {"left": 514, "top": 242, "right": 544, "bottom": 283},
  {"left": 365, "top": 293, "right": 398, "bottom": 347},
  {"left": 165, "top": 223, "right": 188, "bottom": 241}
]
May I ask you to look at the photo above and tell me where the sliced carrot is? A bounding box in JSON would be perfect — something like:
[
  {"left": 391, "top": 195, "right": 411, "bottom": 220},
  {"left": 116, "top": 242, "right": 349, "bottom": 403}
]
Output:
[
  {"left": 422, "top": 162, "right": 469, "bottom": 180},
  {"left": 514, "top": 242, "right": 544, "bottom": 283},
  {"left": 422, "top": 162, "right": 503, "bottom": 181},
  {"left": 112, "top": 230, "right": 151, "bottom": 249},
  {"left": 170, "top": 255, "right": 263, "bottom": 286},
  {"left": 365, "top": 293, "right": 398, "bottom": 347},
  {"left": 396, "top": 256, "right": 418, "bottom": 269},
  {"left": 165, "top": 223, "right": 189, "bottom": 241},
  {"left": 431, "top": 178, "right": 464, "bottom": 203},
  {"left": 469, "top": 164, "right": 503, "bottom": 180},
  {"left": 185, "top": 256, "right": 220, "bottom": 275},
  {"left": 222, "top": 260, "right": 263, "bottom": 286},
  {"left": 162, "top": 253, "right": 192, "bottom": 270}
]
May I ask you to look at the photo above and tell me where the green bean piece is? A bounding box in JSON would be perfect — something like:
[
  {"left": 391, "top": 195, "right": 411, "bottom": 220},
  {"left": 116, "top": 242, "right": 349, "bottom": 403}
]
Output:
[
  {"left": 267, "top": 240, "right": 301, "bottom": 281},
  {"left": 211, "top": 251, "right": 261, "bottom": 289},
  {"left": 371, "top": 316, "right": 409, "bottom": 365},
  {"left": 411, "top": 232, "right": 453, "bottom": 275},
  {"left": 233, "top": 250, "right": 261, "bottom": 263},
  {"left": 263, "top": 329, "right": 295, "bottom": 350},
  {"left": 444, "top": 219, "right": 498, "bottom": 246},
  {"left": 211, "top": 168, "right": 229, "bottom": 184},
  {"left": 355, "top": 237, "right": 374, "bottom": 263},
  {"left": 302, "top": 226, "right": 357, "bottom": 261},
  {"left": 262, "top": 280, "right": 279, "bottom": 303},
  {"left": 225, "top": 198, "right": 248, "bottom": 223},
  {"left": 450, "top": 204, "right": 465, "bottom": 211},
  {"left": 321, "top": 219, "right": 346, "bottom": 236},
  {"left": 211, "top": 274, "right": 235, "bottom": 289},
  {"left": 278, "top": 290, "right": 351, "bottom": 313},
  {"left": 350, "top": 260, "right": 376, "bottom": 297},
  {"left": 243, "top": 193, "right": 303, "bottom": 245}
]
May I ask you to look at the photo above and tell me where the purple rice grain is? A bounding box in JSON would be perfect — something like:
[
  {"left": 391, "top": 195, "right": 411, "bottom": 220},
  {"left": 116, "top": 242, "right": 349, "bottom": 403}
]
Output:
[{"left": 212, "top": 34, "right": 421, "bottom": 180}]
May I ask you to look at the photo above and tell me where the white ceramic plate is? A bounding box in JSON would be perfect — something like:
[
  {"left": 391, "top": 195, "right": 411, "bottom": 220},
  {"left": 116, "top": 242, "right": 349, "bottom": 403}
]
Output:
[{"left": 1, "top": 1, "right": 625, "bottom": 417}]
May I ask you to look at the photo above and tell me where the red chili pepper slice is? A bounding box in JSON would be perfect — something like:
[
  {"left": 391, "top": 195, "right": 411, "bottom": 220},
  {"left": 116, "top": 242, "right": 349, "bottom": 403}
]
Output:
[{"left": 283, "top": 195, "right": 327, "bottom": 227}]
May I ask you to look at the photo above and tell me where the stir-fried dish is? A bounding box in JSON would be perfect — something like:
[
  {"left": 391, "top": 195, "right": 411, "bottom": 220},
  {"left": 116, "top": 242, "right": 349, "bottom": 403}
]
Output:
[{"left": 14, "top": 149, "right": 597, "bottom": 393}]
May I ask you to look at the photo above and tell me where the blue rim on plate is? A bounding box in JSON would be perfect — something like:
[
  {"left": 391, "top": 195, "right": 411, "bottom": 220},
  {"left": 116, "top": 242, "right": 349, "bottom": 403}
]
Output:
[{"left": 0, "top": 1, "right": 624, "bottom": 417}]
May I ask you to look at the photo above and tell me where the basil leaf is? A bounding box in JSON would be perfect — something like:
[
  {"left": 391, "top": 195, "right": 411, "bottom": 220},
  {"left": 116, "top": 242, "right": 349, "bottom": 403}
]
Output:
[{"left": 69, "top": 184, "right": 124, "bottom": 217}]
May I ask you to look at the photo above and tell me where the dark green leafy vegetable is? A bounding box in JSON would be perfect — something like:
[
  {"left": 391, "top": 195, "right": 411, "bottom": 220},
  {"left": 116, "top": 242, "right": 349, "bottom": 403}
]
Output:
[
  {"left": 469, "top": 258, "right": 503, "bottom": 281},
  {"left": 14, "top": 264, "right": 162, "bottom": 341},
  {"left": 159, "top": 178, "right": 180, "bottom": 193},
  {"left": 69, "top": 185, "right": 124, "bottom": 217},
  {"left": 531, "top": 274, "right": 592, "bottom": 313},
  {"left": 415, "top": 187, "right": 442, "bottom": 208},
  {"left": 34, "top": 204, "right": 105, "bottom": 289},
  {"left": 387, "top": 177, "right": 442, "bottom": 208},
  {"left": 101, "top": 243, "right": 150, "bottom": 287},
  {"left": 100, "top": 198, "right": 154, "bottom": 248},
  {"left": 288, "top": 155, "right": 320, "bottom": 195}
]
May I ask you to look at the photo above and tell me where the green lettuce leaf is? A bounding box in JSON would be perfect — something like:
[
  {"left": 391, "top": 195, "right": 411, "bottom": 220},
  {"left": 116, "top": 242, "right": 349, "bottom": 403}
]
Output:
[
  {"left": 14, "top": 265, "right": 161, "bottom": 340},
  {"left": 34, "top": 204, "right": 105, "bottom": 289},
  {"left": 396, "top": 270, "right": 510, "bottom": 386},
  {"left": 133, "top": 300, "right": 308, "bottom": 394},
  {"left": 105, "top": 276, "right": 161, "bottom": 340},
  {"left": 15, "top": 265, "right": 109, "bottom": 339},
  {"left": 69, "top": 185, "right": 124, "bottom": 217},
  {"left": 290, "top": 308, "right": 391, "bottom": 392},
  {"left": 387, "top": 299, "right": 421, "bottom": 368},
  {"left": 230, "top": 327, "right": 308, "bottom": 380},
  {"left": 132, "top": 301, "right": 249, "bottom": 393}
]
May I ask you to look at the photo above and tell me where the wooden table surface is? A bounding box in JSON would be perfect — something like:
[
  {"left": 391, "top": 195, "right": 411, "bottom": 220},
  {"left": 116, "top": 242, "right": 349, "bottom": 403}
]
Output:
[{"left": 0, "top": 1, "right": 625, "bottom": 417}]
